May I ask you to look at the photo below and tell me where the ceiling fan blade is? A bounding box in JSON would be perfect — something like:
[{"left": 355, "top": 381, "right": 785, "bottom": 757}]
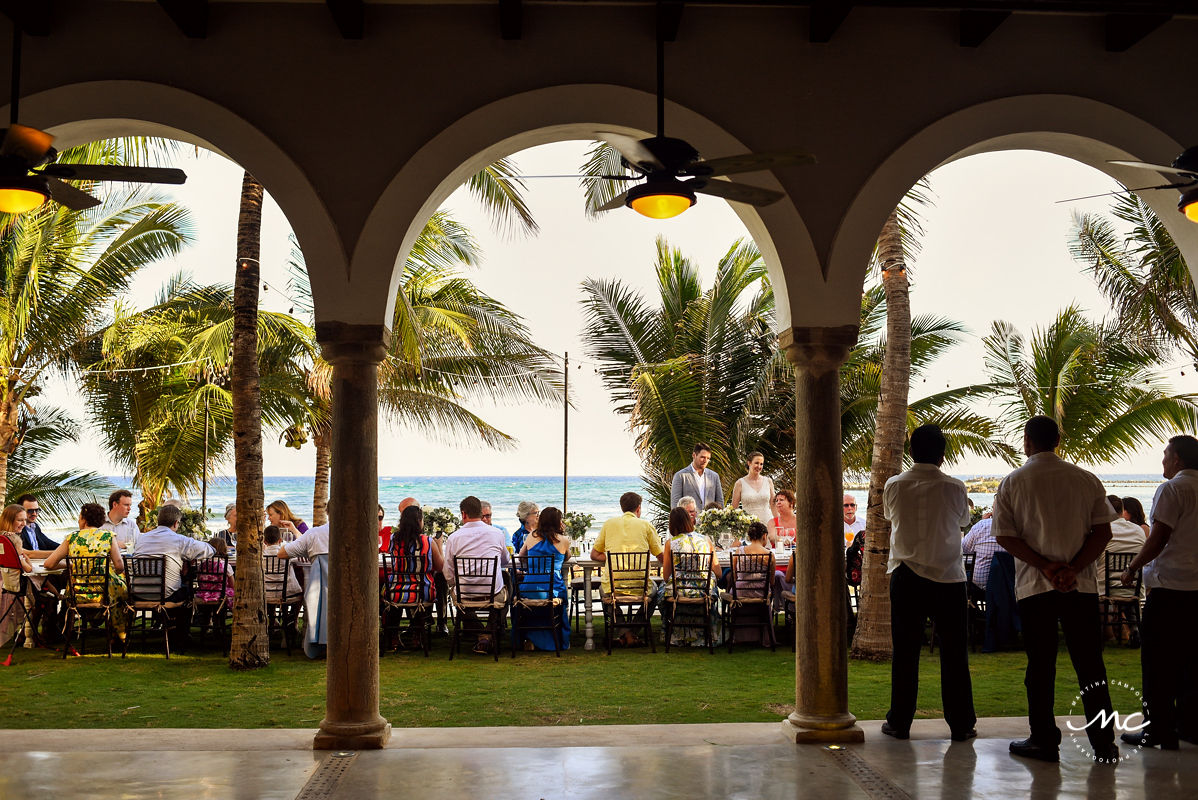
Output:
[
  {"left": 596, "top": 132, "right": 663, "bottom": 172},
  {"left": 491, "top": 174, "right": 639, "bottom": 181},
  {"left": 686, "top": 151, "right": 817, "bottom": 177},
  {"left": 44, "top": 176, "right": 102, "bottom": 210},
  {"left": 0, "top": 124, "right": 55, "bottom": 164},
  {"left": 1107, "top": 159, "right": 1198, "bottom": 178},
  {"left": 595, "top": 190, "right": 631, "bottom": 213},
  {"left": 691, "top": 180, "right": 784, "bottom": 207},
  {"left": 1054, "top": 180, "right": 1195, "bottom": 204},
  {"left": 39, "top": 164, "right": 188, "bottom": 184}
]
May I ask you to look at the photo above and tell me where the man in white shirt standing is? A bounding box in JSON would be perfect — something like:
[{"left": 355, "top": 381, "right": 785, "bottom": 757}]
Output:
[
  {"left": 102, "top": 489, "right": 141, "bottom": 550},
  {"left": 992, "top": 416, "right": 1118, "bottom": 763},
  {"left": 1119, "top": 435, "right": 1198, "bottom": 750},
  {"left": 881, "top": 425, "right": 976, "bottom": 742}
]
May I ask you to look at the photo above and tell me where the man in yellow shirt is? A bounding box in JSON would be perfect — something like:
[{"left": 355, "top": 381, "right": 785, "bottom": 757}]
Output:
[{"left": 591, "top": 492, "right": 664, "bottom": 595}]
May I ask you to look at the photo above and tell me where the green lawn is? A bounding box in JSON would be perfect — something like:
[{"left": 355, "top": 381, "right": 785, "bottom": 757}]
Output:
[{"left": 0, "top": 625, "right": 1146, "bottom": 729}]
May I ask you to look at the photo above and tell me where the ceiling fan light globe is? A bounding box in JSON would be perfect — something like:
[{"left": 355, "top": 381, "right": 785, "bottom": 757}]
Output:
[
  {"left": 629, "top": 192, "right": 694, "bottom": 219},
  {"left": 0, "top": 176, "right": 50, "bottom": 214}
]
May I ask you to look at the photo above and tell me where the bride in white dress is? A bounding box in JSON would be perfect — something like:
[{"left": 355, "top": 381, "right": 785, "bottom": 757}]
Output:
[{"left": 729, "top": 451, "right": 777, "bottom": 545}]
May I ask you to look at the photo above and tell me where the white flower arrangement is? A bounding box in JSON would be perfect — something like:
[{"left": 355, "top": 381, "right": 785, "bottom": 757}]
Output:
[
  {"left": 695, "top": 505, "right": 756, "bottom": 539},
  {"left": 563, "top": 511, "right": 595, "bottom": 541},
  {"left": 422, "top": 506, "right": 459, "bottom": 540}
]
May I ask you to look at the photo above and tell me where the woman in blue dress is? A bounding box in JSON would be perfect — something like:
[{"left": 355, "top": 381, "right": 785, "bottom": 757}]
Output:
[{"left": 515, "top": 506, "right": 570, "bottom": 650}]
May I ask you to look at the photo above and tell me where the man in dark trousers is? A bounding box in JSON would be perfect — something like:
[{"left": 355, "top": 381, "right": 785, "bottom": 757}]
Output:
[
  {"left": 1119, "top": 435, "right": 1198, "bottom": 750},
  {"left": 881, "top": 424, "right": 976, "bottom": 741},
  {"left": 993, "top": 416, "right": 1118, "bottom": 763}
]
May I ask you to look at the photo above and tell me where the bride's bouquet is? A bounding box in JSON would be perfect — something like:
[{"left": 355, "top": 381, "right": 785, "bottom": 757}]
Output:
[
  {"left": 695, "top": 505, "right": 755, "bottom": 541},
  {"left": 422, "top": 507, "right": 459, "bottom": 541}
]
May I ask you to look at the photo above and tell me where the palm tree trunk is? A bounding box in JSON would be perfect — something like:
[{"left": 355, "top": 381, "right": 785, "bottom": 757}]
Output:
[
  {"left": 0, "top": 398, "right": 19, "bottom": 502},
  {"left": 312, "top": 428, "right": 331, "bottom": 526},
  {"left": 851, "top": 209, "right": 912, "bottom": 661},
  {"left": 229, "top": 171, "right": 270, "bottom": 669}
]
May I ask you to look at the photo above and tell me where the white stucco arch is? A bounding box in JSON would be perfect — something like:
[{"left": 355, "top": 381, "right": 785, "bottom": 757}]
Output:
[
  {"left": 354, "top": 83, "right": 821, "bottom": 334},
  {"left": 2, "top": 80, "right": 344, "bottom": 318},
  {"left": 831, "top": 94, "right": 1198, "bottom": 301}
]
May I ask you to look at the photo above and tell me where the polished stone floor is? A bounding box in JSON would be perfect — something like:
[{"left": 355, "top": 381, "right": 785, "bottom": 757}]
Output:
[{"left": 2, "top": 719, "right": 1196, "bottom": 799}]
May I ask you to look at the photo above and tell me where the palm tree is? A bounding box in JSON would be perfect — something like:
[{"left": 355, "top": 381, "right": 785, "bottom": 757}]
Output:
[
  {"left": 1070, "top": 193, "right": 1198, "bottom": 360},
  {"left": 0, "top": 144, "right": 192, "bottom": 499},
  {"left": 581, "top": 236, "right": 1010, "bottom": 524},
  {"left": 982, "top": 306, "right": 1198, "bottom": 463},
  {"left": 3, "top": 404, "right": 112, "bottom": 521},
  {"left": 77, "top": 276, "right": 313, "bottom": 513}
]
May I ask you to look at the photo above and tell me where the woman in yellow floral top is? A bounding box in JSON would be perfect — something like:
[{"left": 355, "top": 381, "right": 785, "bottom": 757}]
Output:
[{"left": 43, "top": 503, "right": 127, "bottom": 635}]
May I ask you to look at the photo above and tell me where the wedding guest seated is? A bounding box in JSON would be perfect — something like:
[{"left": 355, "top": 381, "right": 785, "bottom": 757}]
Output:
[
  {"left": 962, "top": 512, "right": 1006, "bottom": 603},
  {"left": 511, "top": 501, "right": 540, "bottom": 553},
  {"left": 262, "top": 526, "right": 301, "bottom": 603},
  {"left": 267, "top": 500, "right": 308, "bottom": 541},
  {"left": 677, "top": 497, "right": 698, "bottom": 529},
  {"left": 659, "top": 506, "right": 720, "bottom": 647},
  {"left": 378, "top": 504, "right": 392, "bottom": 552},
  {"left": 591, "top": 492, "right": 663, "bottom": 647},
  {"left": 1121, "top": 496, "right": 1150, "bottom": 537},
  {"left": 703, "top": 501, "right": 721, "bottom": 511},
  {"left": 389, "top": 505, "right": 444, "bottom": 602},
  {"left": 132, "top": 505, "right": 224, "bottom": 647},
  {"left": 442, "top": 495, "right": 510, "bottom": 654},
  {"left": 17, "top": 494, "right": 58, "bottom": 558},
  {"left": 515, "top": 506, "right": 571, "bottom": 651},
  {"left": 213, "top": 503, "right": 237, "bottom": 547},
  {"left": 773, "top": 489, "right": 798, "bottom": 550},
  {"left": 43, "top": 503, "right": 128, "bottom": 640},
  {"left": 480, "top": 501, "right": 511, "bottom": 549},
  {"left": 730, "top": 521, "right": 776, "bottom": 645},
  {"left": 277, "top": 518, "right": 330, "bottom": 658}
]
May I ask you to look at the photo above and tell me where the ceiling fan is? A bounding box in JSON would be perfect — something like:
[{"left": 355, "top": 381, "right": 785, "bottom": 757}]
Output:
[
  {"left": 0, "top": 30, "right": 186, "bottom": 215},
  {"left": 508, "top": 35, "right": 815, "bottom": 220},
  {"left": 1058, "top": 147, "right": 1198, "bottom": 223}
]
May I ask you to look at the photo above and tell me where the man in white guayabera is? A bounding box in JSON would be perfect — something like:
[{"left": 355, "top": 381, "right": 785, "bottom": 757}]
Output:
[
  {"left": 992, "top": 415, "right": 1118, "bottom": 764},
  {"left": 1119, "top": 435, "right": 1198, "bottom": 750}
]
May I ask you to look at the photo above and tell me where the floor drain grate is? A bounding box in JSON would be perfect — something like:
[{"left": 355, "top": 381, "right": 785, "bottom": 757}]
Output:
[
  {"left": 824, "top": 746, "right": 912, "bottom": 800},
  {"left": 295, "top": 751, "right": 358, "bottom": 800}
]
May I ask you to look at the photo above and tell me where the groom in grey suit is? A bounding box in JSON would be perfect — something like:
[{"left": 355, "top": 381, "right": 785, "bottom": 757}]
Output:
[{"left": 670, "top": 443, "right": 725, "bottom": 509}]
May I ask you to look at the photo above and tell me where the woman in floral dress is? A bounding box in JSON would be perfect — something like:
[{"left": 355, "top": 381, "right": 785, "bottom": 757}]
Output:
[
  {"left": 660, "top": 507, "right": 721, "bottom": 646},
  {"left": 43, "top": 502, "right": 128, "bottom": 637}
]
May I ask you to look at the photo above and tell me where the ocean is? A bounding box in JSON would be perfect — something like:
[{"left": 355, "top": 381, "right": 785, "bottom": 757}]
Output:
[{"left": 75, "top": 472, "right": 1167, "bottom": 536}]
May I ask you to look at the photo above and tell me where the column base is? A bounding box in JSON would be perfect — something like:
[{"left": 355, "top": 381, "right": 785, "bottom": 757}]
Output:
[
  {"left": 782, "top": 714, "right": 865, "bottom": 744},
  {"left": 313, "top": 718, "right": 392, "bottom": 750}
]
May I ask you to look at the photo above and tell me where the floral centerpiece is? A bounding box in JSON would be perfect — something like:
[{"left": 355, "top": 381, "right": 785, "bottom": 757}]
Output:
[
  {"left": 422, "top": 507, "right": 459, "bottom": 541},
  {"left": 563, "top": 511, "right": 595, "bottom": 542},
  {"left": 695, "top": 505, "right": 755, "bottom": 543}
]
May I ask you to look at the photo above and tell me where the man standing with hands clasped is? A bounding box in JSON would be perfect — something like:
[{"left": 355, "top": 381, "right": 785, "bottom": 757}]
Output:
[
  {"left": 1118, "top": 435, "right": 1198, "bottom": 750},
  {"left": 881, "top": 425, "right": 976, "bottom": 742},
  {"left": 992, "top": 416, "right": 1119, "bottom": 763}
]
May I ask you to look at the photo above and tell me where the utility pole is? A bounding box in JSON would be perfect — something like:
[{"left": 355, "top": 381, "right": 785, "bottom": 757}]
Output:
[{"left": 563, "top": 351, "right": 568, "bottom": 515}]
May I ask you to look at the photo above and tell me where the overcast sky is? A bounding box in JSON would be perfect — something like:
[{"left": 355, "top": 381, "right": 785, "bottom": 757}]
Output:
[{"left": 38, "top": 141, "right": 1197, "bottom": 480}]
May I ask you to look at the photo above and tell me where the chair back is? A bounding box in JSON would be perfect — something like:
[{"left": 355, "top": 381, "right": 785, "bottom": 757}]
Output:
[
  {"left": 193, "top": 555, "right": 231, "bottom": 604},
  {"left": 729, "top": 552, "right": 773, "bottom": 603},
  {"left": 512, "top": 554, "right": 556, "bottom": 600},
  {"left": 381, "top": 551, "right": 430, "bottom": 605},
  {"left": 263, "top": 555, "right": 298, "bottom": 604},
  {"left": 670, "top": 551, "right": 712, "bottom": 601},
  {"left": 126, "top": 555, "right": 168, "bottom": 601},
  {"left": 66, "top": 555, "right": 111, "bottom": 606},
  {"left": 452, "top": 556, "right": 502, "bottom": 604},
  {"left": 606, "top": 550, "right": 651, "bottom": 597},
  {"left": 0, "top": 534, "right": 26, "bottom": 594},
  {"left": 1103, "top": 551, "right": 1141, "bottom": 597},
  {"left": 962, "top": 552, "right": 977, "bottom": 585}
]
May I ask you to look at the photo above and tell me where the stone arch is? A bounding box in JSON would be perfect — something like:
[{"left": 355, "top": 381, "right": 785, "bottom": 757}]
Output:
[
  {"left": 830, "top": 94, "right": 1198, "bottom": 300},
  {"left": 4, "top": 80, "right": 343, "bottom": 316},
  {"left": 354, "top": 83, "right": 821, "bottom": 333}
]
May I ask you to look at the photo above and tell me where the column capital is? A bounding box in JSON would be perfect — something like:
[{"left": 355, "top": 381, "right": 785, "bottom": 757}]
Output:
[
  {"left": 778, "top": 325, "right": 858, "bottom": 370},
  {"left": 316, "top": 321, "right": 390, "bottom": 364}
]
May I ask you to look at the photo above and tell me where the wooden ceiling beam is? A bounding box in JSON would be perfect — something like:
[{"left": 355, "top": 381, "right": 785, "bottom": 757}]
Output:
[
  {"left": 1105, "top": 12, "right": 1171, "bottom": 52},
  {"left": 155, "top": 0, "right": 207, "bottom": 39},
  {"left": 809, "top": 1, "right": 852, "bottom": 44},
  {"left": 0, "top": 0, "right": 52, "bottom": 36},
  {"left": 326, "top": 0, "right": 364, "bottom": 40},
  {"left": 657, "top": 0, "right": 685, "bottom": 43},
  {"left": 499, "top": 0, "right": 522, "bottom": 40},
  {"left": 959, "top": 9, "right": 1010, "bottom": 46}
]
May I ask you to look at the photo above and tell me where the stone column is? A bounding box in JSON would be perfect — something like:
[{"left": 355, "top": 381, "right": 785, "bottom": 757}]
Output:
[
  {"left": 313, "top": 321, "right": 391, "bottom": 750},
  {"left": 780, "top": 325, "right": 864, "bottom": 744}
]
